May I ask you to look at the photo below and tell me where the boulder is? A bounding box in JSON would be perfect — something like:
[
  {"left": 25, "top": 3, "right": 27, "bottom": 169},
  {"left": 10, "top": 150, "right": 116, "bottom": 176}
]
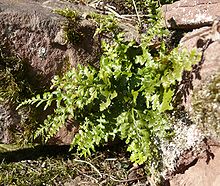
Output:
[
  {"left": 0, "top": 104, "right": 18, "bottom": 144},
  {"left": 162, "top": 1, "right": 220, "bottom": 184},
  {"left": 178, "top": 26, "right": 220, "bottom": 136},
  {"left": 162, "top": 0, "right": 220, "bottom": 29},
  {"left": 162, "top": 0, "right": 220, "bottom": 141},
  {"left": 170, "top": 143, "right": 220, "bottom": 186},
  {"left": 0, "top": 0, "right": 100, "bottom": 87},
  {"left": 0, "top": 0, "right": 101, "bottom": 144},
  {"left": 0, "top": 0, "right": 139, "bottom": 145}
]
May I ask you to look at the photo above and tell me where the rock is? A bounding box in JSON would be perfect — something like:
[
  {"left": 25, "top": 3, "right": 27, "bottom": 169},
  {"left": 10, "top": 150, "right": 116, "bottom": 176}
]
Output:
[
  {"left": 0, "top": 0, "right": 101, "bottom": 87},
  {"left": 162, "top": 1, "right": 220, "bottom": 182},
  {"left": 0, "top": 104, "right": 18, "bottom": 144},
  {"left": 161, "top": 120, "right": 204, "bottom": 177},
  {"left": 161, "top": 0, "right": 220, "bottom": 182},
  {"left": 48, "top": 119, "right": 79, "bottom": 145},
  {"left": 0, "top": 0, "right": 102, "bottom": 143},
  {"left": 169, "top": 143, "right": 220, "bottom": 186},
  {"left": 0, "top": 100, "right": 31, "bottom": 144},
  {"left": 178, "top": 27, "right": 220, "bottom": 132},
  {"left": 0, "top": 0, "right": 140, "bottom": 145},
  {"left": 162, "top": 0, "right": 220, "bottom": 29},
  {"left": 179, "top": 26, "right": 212, "bottom": 50}
]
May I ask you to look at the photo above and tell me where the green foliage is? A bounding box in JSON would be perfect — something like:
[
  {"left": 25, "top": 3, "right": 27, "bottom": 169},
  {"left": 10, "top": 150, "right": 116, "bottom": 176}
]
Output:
[
  {"left": 90, "top": 13, "right": 121, "bottom": 37},
  {"left": 18, "top": 21, "right": 200, "bottom": 181},
  {"left": 0, "top": 47, "right": 26, "bottom": 103},
  {"left": 18, "top": 0, "right": 201, "bottom": 181},
  {"left": 54, "top": 8, "right": 79, "bottom": 20},
  {"left": 159, "top": 0, "right": 178, "bottom": 4},
  {"left": 54, "top": 8, "right": 84, "bottom": 44}
]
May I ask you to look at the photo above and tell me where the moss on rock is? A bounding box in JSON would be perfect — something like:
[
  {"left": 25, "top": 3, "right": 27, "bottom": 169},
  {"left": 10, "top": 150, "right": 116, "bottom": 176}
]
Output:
[
  {"left": 0, "top": 45, "right": 38, "bottom": 144},
  {"left": 192, "top": 72, "right": 220, "bottom": 140}
]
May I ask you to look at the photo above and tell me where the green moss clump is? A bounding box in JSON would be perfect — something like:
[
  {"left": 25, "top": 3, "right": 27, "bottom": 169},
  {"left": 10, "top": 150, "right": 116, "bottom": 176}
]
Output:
[
  {"left": 0, "top": 46, "right": 37, "bottom": 145},
  {"left": 0, "top": 48, "right": 25, "bottom": 104},
  {"left": 0, "top": 157, "right": 77, "bottom": 185},
  {"left": 54, "top": 9, "right": 85, "bottom": 44}
]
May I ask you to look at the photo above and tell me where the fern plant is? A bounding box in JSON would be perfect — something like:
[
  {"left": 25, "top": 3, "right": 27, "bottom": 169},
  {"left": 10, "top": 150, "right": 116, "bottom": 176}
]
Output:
[
  {"left": 18, "top": 33, "right": 200, "bottom": 177},
  {"left": 18, "top": 1, "right": 201, "bottom": 182}
]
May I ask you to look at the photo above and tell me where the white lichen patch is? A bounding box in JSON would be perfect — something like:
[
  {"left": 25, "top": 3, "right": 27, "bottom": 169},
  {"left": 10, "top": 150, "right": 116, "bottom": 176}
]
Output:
[
  {"left": 161, "top": 113, "right": 204, "bottom": 176},
  {"left": 181, "top": 13, "right": 213, "bottom": 25},
  {"left": 161, "top": 73, "right": 220, "bottom": 177},
  {"left": 54, "top": 28, "right": 68, "bottom": 45},
  {"left": 38, "top": 47, "right": 47, "bottom": 59}
]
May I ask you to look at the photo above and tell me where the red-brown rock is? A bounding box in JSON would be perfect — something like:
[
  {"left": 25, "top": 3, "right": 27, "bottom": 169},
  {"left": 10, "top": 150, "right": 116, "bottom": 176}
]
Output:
[
  {"left": 162, "top": 0, "right": 220, "bottom": 29},
  {"left": 0, "top": 0, "right": 100, "bottom": 144},
  {"left": 0, "top": 0, "right": 100, "bottom": 87},
  {"left": 170, "top": 142, "right": 220, "bottom": 186}
]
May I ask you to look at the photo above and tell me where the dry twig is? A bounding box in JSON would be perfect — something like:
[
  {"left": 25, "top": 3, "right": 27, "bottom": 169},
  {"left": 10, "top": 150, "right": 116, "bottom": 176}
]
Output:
[{"left": 73, "top": 159, "right": 102, "bottom": 178}]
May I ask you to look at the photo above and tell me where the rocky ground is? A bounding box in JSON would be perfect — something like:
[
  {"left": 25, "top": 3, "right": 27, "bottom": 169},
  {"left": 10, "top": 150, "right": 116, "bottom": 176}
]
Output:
[{"left": 0, "top": 0, "right": 220, "bottom": 185}]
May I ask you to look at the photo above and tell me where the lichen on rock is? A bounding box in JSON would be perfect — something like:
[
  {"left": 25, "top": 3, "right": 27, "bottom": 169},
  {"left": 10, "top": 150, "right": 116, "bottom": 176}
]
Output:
[{"left": 161, "top": 110, "right": 204, "bottom": 177}]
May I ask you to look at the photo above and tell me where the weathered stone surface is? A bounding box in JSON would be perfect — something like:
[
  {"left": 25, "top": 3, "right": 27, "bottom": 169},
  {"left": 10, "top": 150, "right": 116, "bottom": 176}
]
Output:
[
  {"left": 162, "top": 0, "right": 220, "bottom": 29},
  {"left": 0, "top": 0, "right": 100, "bottom": 87},
  {"left": 48, "top": 120, "right": 79, "bottom": 145},
  {"left": 179, "top": 26, "right": 212, "bottom": 50},
  {"left": 0, "top": 102, "right": 25, "bottom": 144},
  {"left": 164, "top": 2, "right": 220, "bottom": 184},
  {"left": 0, "top": 0, "right": 101, "bottom": 144},
  {"left": 179, "top": 28, "right": 220, "bottom": 115},
  {"left": 170, "top": 143, "right": 220, "bottom": 186}
]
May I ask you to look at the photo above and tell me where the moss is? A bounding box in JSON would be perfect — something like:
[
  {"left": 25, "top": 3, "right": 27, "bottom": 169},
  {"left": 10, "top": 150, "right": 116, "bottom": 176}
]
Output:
[
  {"left": 0, "top": 156, "right": 77, "bottom": 185},
  {"left": 192, "top": 73, "right": 220, "bottom": 139},
  {"left": 0, "top": 45, "right": 39, "bottom": 145},
  {"left": 54, "top": 9, "right": 85, "bottom": 44},
  {"left": 0, "top": 52, "right": 23, "bottom": 104},
  {"left": 0, "top": 145, "right": 140, "bottom": 186}
]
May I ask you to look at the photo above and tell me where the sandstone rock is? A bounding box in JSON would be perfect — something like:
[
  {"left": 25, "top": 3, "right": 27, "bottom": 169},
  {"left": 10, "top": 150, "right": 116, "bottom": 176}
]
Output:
[
  {"left": 178, "top": 27, "right": 220, "bottom": 124},
  {"left": 178, "top": 26, "right": 219, "bottom": 104},
  {"left": 163, "top": 2, "right": 220, "bottom": 183},
  {"left": 0, "top": 0, "right": 100, "bottom": 87},
  {"left": 0, "top": 0, "right": 140, "bottom": 145},
  {"left": 0, "top": 0, "right": 102, "bottom": 144},
  {"left": 0, "top": 99, "right": 30, "bottom": 144},
  {"left": 48, "top": 119, "right": 79, "bottom": 145},
  {"left": 0, "top": 104, "right": 18, "bottom": 144},
  {"left": 169, "top": 144, "right": 220, "bottom": 186},
  {"left": 179, "top": 26, "right": 212, "bottom": 50},
  {"left": 162, "top": 0, "right": 220, "bottom": 29}
]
